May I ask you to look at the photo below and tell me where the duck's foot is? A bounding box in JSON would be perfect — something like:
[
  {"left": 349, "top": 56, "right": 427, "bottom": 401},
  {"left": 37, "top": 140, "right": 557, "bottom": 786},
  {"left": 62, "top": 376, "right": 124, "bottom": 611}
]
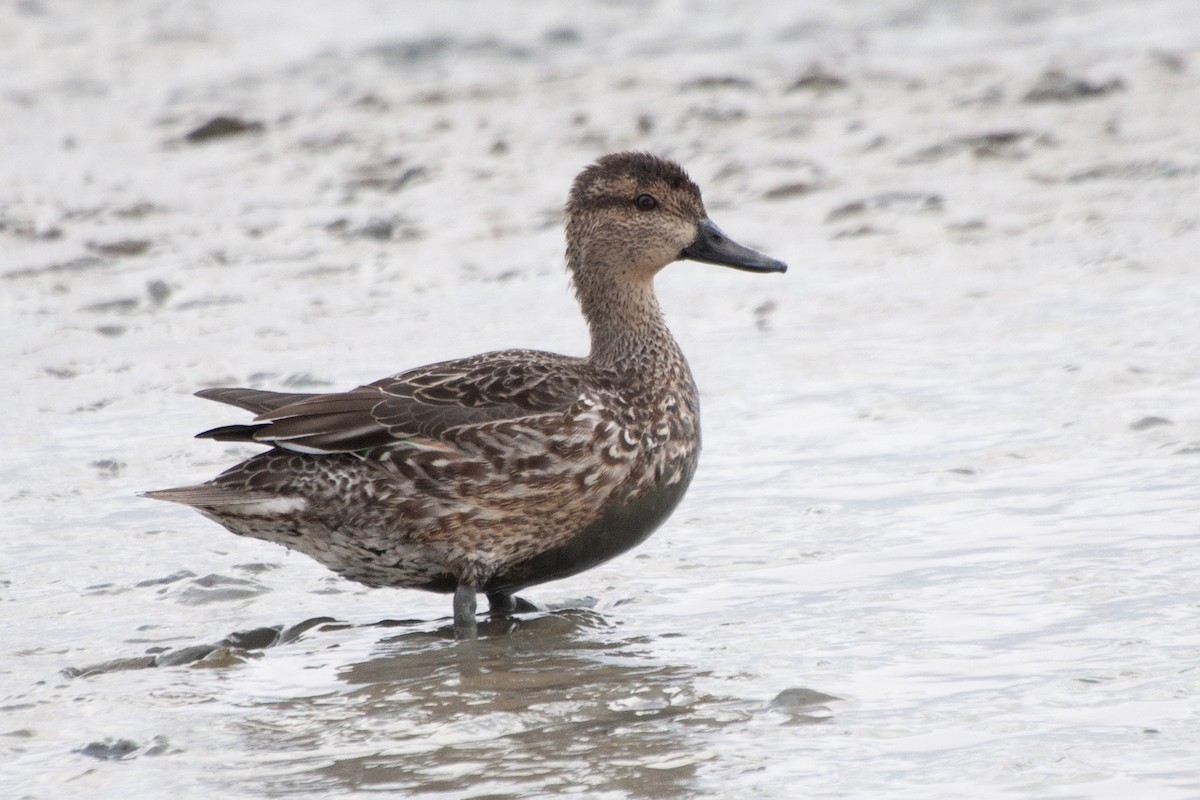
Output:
[
  {"left": 486, "top": 591, "right": 538, "bottom": 618},
  {"left": 453, "top": 584, "right": 478, "bottom": 640}
]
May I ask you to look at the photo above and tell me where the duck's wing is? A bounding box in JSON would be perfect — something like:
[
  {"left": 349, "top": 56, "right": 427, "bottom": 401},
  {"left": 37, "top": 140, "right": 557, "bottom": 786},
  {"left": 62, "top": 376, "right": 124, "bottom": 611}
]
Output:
[
  {"left": 194, "top": 350, "right": 589, "bottom": 455},
  {"left": 195, "top": 387, "right": 322, "bottom": 414}
]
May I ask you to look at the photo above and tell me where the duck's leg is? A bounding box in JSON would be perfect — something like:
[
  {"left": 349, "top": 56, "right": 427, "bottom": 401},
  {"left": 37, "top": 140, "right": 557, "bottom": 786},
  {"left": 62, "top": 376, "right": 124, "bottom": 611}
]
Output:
[
  {"left": 487, "top": 591, "right": 538, "bottom": 617},
  {"left": 487, "top": 591, "right": 516, "bottom": 617},
  {"left": 453, "top": 584, "right": 478, "bottom": 640}
]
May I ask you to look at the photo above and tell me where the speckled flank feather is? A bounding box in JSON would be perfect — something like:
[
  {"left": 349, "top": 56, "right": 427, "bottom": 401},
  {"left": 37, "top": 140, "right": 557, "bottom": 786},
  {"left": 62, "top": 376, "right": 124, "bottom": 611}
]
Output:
[{"left": 148, "top": 152, "right": 784, "bottom": 621}]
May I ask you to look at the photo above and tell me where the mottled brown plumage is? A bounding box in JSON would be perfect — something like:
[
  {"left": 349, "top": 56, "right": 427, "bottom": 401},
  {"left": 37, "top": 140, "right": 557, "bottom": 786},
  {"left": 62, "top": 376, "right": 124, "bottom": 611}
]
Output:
[{"left": 147, "top": 152, "right": 786, "bottom": 637}]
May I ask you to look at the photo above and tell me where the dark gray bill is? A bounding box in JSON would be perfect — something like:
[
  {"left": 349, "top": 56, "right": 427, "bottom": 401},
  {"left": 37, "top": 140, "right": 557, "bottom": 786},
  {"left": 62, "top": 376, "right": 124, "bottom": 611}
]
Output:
[{"left": 680, "top": 218, "right": 787, "bottom": 273}]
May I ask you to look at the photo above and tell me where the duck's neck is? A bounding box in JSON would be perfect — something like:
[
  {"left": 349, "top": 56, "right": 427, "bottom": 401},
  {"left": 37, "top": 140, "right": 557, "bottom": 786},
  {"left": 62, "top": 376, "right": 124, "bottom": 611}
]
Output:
[{"left": 570, "top": 251, "right": 682, "bottom": 374}]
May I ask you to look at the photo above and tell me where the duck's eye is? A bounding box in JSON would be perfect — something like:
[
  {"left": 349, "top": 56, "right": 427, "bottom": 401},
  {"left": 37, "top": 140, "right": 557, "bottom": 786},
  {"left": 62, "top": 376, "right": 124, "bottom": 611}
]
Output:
[{"left": 635, "top": 193, "right": 658, "bottom": 211}]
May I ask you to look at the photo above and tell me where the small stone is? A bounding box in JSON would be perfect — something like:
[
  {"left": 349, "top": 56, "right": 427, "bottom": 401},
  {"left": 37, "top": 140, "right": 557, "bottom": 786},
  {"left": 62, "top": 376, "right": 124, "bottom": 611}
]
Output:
[
  {"left": 1023, "top": 70, "right": 1125, "bottom": 103},
  {"left": 78, "top": 739, "right": 140, "bottom": 760},
  {"left": 146, "top": 280, "right": 172, "bottom": 306},
  {"left": 764, "top": 182, "right": 819, "bottom": 200},
  {"left": 769, "top": 687, "right": 841, "bottom": 709},
  {"left": 787, "top": 65, "right": 847, "bottom": 93},
  {"left": 681, "top": 75, "right": 755, "bottom": 91},
  {"left": 1130, "top": 416, "right": 1172, "bottom": 431},
  {"left": 90, "top": 458, "right": 124, "bottom": 475},
  {"left": 184, "top": 115, "right": 265, "bottom": 142},
  {"left": 88, "top": 239, "right": 151, "bottom": 257},
  {"left": 543, "top": 27, "right": 581, "bottom": 45}
]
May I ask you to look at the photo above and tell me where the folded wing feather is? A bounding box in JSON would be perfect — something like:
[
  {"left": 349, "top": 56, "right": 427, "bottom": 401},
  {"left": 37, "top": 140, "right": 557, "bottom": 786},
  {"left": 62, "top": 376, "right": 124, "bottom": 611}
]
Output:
[{"left": 193, "top": 350, "right": 590, "bottom": 455}]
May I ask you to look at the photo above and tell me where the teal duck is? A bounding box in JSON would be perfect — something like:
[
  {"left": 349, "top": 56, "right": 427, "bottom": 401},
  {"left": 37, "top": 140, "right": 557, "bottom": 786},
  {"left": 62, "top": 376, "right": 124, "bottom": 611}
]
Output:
[{"left": 147, "top": 152, "right": 786, "bottom": 638}]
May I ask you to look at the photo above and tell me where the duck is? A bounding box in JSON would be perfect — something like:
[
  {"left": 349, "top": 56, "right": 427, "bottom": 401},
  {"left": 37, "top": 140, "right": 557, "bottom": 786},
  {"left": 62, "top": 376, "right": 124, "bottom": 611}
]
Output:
[{"left": 147, "top": 152, "right": 786, "bottom": 638}]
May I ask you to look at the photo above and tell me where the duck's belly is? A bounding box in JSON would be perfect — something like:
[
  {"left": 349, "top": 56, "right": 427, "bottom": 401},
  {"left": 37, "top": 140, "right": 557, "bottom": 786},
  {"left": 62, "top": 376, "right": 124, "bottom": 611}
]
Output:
[
  {"left": 338, "top": 460, "right": 697, "bottom": 594},
  {"left": 481, "top": 459, "right": 697, "bottom": 594}
]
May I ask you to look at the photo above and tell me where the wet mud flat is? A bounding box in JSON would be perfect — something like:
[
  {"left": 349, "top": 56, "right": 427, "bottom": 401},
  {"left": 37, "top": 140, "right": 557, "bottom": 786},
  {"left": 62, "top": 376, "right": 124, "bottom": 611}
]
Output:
[{"left": 3, "top": 1, "right": 1200, "bottom": 798}]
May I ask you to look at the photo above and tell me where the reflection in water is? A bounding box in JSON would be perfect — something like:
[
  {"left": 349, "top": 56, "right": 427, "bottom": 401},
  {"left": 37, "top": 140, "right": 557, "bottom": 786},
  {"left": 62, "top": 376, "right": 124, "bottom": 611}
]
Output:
[
  {"left": 53, "top": 606, "right": 837, "bottom": 797},
  {"left": 234, "top": 612, "right": 748, "bottom": 799},
  {"left": 62, "top": 616, "right": 337, "bottom": 677}
]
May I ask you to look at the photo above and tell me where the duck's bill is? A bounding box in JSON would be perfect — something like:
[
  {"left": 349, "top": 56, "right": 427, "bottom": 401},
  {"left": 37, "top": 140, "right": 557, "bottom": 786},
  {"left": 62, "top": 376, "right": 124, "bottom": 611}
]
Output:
[{"left": 681, "top": 218, "right": 787, "bottom": 273}]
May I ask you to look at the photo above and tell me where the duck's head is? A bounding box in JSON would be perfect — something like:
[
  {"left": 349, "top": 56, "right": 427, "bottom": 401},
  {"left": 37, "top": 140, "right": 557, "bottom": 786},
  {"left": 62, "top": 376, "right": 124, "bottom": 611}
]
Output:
[{"left": 565, "top": 152, "right": 787, "bottom": 283}]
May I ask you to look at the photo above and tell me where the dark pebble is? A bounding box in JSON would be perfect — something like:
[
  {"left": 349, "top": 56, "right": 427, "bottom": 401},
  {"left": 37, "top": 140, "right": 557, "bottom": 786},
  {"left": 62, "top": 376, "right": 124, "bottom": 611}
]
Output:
[
  {"left": 222, "top": 626, "right": 282, "bottom": 650},
  {"left": 184, "top": 115, "right": 265, "bottom": 143},
  {"left": 88, "top": 239, "right": 151, "bottom": 257},
  {"left": 146, "top": 279, "right": 172, "bottom": 305},
  {"left": 764, "top": 182, "right": 819, "bottom": 200},
  {"left": 681, "top": 75, "right": 755, "bottom": 91},
  {"left": 768, "top": 687, "right": 842, "bottom": 710},
  {"left": 154, "top": 644, "right": 219, "bottom": 667},
  {"left": 78, "top": 738, "right": 140, "bottom": 760},
  {"left": 1023, "top": 70, "right": 1125, "bottom": 103},
  {"left": 787, "top": 65, "right": 847, "bottom": 93}
]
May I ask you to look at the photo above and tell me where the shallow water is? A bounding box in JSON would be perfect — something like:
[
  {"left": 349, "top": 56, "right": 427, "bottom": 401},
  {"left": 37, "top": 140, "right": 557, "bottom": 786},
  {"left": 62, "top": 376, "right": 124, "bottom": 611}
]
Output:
[{"left": 3, "top": 1, "right": 1200, "bottom": 798}]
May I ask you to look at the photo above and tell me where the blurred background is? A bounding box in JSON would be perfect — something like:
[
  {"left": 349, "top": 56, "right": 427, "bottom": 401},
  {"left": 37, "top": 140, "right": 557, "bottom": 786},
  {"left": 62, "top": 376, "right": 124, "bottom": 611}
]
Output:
[{"left": 3, "top": 2, "right": 1199, "bottom": 798}]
